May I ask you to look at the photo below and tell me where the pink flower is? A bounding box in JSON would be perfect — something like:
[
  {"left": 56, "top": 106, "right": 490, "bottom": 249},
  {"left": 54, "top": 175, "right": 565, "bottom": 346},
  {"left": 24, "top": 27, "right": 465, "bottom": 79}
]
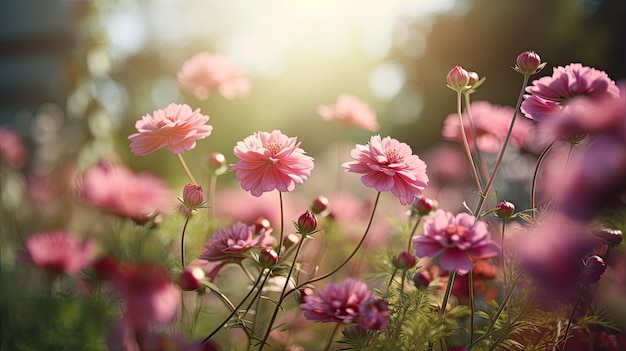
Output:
[
  {"left": 521, "top": 63, "right": 619, "bottom": 121},
  {"left": 413, "top": 209, "right": 500, "bottom": 275},
  {"left": 231, "top": 130, "right": 314, "bottom": 197},
  {"left": 300, "top": 278, "right": 373, "bottom": 323},
  {"left": 128, "top": 103, "right": 213, "bottom": 156},
  {"left": 23, "top": 230, "right": 95, "bottom": 276},
  {"left": 358, "top": 298, "right": 390, "bottom": 330},
  {"left": 442, "top": 101, "right": 533, "bottom": 153},
  {"left": 177, "top": 52, "right": 251, "bottom": 100},
  {"left": 80, "top": 161, "right": 174, "bottom": 223},
  {"left": 317, "top": 94, "right": 379, "bottom": 131},
  {"left": 0, "top": 126, "right": 27, "bottom": 169},
  {"left": 343, "top": 135, "right": 429, "bottom": 205},
  {"left": 198, "top": 221, "right": 275, "bottom": 262}
]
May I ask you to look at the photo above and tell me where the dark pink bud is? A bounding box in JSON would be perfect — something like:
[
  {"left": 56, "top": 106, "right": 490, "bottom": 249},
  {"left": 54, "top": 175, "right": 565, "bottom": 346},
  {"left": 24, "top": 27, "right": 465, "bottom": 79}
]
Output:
[
  {"left": 182, "top": 183, "right": 203, "bottom": 210},
  {"left": 208, "top": 152, "right": 226, "bottom": 168},
  {"left": 594, "top": 228, "right": 623, "bottom": 246},
  {"left": 259, "top": 248, "right": 278, "bottom": 268},
  {"left": 296, "top": 210, "right": 318, "bottom": 235},
  {"left": 583, "top": 255, "right": 606, "bottom": 284},
  {"left": 413, "top": 197, "right": 438, "bottom": 216},
  {"left": 515, "top": 51, "right": 544, "bottom": 75},
  {"left": 495, "top": 201, "right": 515, "bottom": 220},
  {"left": 254, "top": 217, "right": 271, "bottom": 235},
  {"left": 393, "top": 251, "right": 417, "bottom": 270},
  {"left": 310, "top": 195, "right": 329, "bottom": 215},
  {"left": 446, "top": 65, "right": 470, "bottom": 92},
  {"left": 413, "top": 270, "right": 432, "bottom": 289},
  {"left": 178, "top": 266, "right": 205, "bottom": 291}
]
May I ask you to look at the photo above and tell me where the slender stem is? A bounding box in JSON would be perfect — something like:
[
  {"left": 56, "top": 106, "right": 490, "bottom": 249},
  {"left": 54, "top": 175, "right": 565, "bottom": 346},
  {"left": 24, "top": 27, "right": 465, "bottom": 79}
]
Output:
[
  {"left": 456, "top": 91, "right": 483, "bottom": 193},
  {"left": 469, "top": 270, "right": 475, "bottom": 344},
  {"left": 463, "top": 91, "right": 490, "bottom": 186},
  {"left": 468, "top": 280, "right": 518, "bottom": 349},
  {"left": 501, "top": 220, "right": 508, "bottom": 287},
  {"left": 474, "top": 74, "right": 530, "bottom": 217},
  {"left": 428, "top": 271, "right": 457, "bottom": 351},
  {"left": 324, "top": 323, "right": 341, "bottom": 351},
  {"left": 207, "top": 171, "right": 218, "bottom": 241},
  {"left": 551, "top": 142, "right": 576, "bottom": 208},
  {"left": 388, "top": 267, "right": 398, "bottom": 289},
  {"left": 407, "top": 215, "right": 422, "bottom": 253},
  {"left": 400, "top": 270, "right": 406, "bottom": 294},
  {"left": 560, "top": 288, "right": 583, "bottom": 351},
  {"left": 530, "top": 139, "right": 557, "bottom": 220},
  {"left": 177, "top": 153, "right": 198, "bottom": 185},
  {"left": 239, "top": 262, "right": 258, "bottom": 283},
  {"left": 181, "top": 211, "right": 192, "bottom": 269},
  {"left": 276, "top": 191, "right": 285, "bottom": 257}
]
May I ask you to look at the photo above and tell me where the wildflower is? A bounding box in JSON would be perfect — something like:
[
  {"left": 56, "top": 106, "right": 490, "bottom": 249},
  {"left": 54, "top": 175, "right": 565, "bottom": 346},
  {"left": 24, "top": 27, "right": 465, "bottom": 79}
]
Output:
[
  {"left": 393, "top": 251, "right": 417, "bottom": 270},
  {"left": 317, "top": 94, "right": 379, "bottom": 131},
  {"left": 413, "top": 209, "right": 500, "bottom": 275},
  {"left": 446, "top": 66, "right": 470, "bottom": 92},
  {"left": 198, "top": 221, "right": 275, "bottom": 262},
  {"left": 79, "top": 161, "right": 173, "bottom": 223},
  {"left": 0, "top": 126, "right": 26, "bottom": 169},
  {"left": 177, "top": 52, "right": 251, "bottom": 100},
  {"left": 23, "top": 230, "right": 95, "bottom": 276},
  {"left": 128, "top": 103, "right": 213, "bottom": 156},
  {"left": 300, "top": 278, "right": 373, "bottom": 323},
  {"left": 514, "top": 51, "right": 545, "bottom": 76},
  {"left": 295, "top": 210, "right": 318, "bottom": 235},
  {"left": 357, "top": 298, "right": 390, "bottom": 330},
  {"left": 343, "top": 135, "right": 429, "bottom": 205},
  {"left": 231, "top": 130, "right": 314, "bottom": 197},
  {"left": 495, "top": 200, "right": 515, "bottom": 220},
  {"left": 521, "top": 63, "right": 619, "bottom": 121},
  {"left": 181, "top": 183, "right": 203, "bottom": 210}
]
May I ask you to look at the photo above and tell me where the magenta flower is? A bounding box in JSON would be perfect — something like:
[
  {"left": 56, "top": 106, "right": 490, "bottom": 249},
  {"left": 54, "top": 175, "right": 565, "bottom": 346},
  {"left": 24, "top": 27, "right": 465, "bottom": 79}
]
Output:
[
  {"left": 317, "top": 94, "right": 379, "bottom": 131},
  {"left": 521, "top": 63, "right": 620, "bottom": 121},
  {"left": 442, "top": 101, "right": 533, "bottom": 153},
  {"left": 300, "top": 278, "right": 373, "bottom": 323},
  {"left": 0, "top": 126, "right": 27, "bottom": 169},
  {"left": 358, "top": 298, "right": 390, "bottom": 330},
  {"left": 343, "top": 135, "right": 429, "bottom": 205},
  {"left": 413, "top": 209, "right": 500, "bottom": 275},
  {"left": 80, "top": 161, "right": 173, "bottom": 223},
  {"left": 198, "top": 221, "right": 275, "bottom": 262},
  {"left": 23, "top": 230, "right": 95, "bottom": 276},
  {"left": 177, "top": 52, "right": 251, "bottom": 100},
  {"left": 231, "top": 130, "right": 314, "bottom": 197},
  {"left": 128, "top": 103, "right": 213, "bottom": 156}
]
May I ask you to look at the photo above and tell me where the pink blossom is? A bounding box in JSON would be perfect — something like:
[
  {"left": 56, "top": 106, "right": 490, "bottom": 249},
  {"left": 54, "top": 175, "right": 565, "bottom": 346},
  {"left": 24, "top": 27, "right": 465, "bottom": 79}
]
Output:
[
  {"left": 412, "top": 209, "right": 500, "bottom": 275},
  {"left": 198, "top": 221, "right": 275, "bottom": 262},
  {"left": 317, "top": 94, "right": 379, "bottom": 131},
  {"left": 231, "top": 130, "right": 314, "bottom": 197},
  {"left": 358, "top": 298, "right": 390, "bottom": 330},
  {"left": 177, "top": 52, "right": 251, "bottom": 100},
  {"left": 23, "top": 230, "right": 95, "bottom": 276},
  {"left": 521, "top": 63, "right": 619, "bottom": 121},
  {"left": 343, "top": 135, "right": 429, "bottom": 205},
  {"left": 442, "top": 101, "right": 533, "bottom": 153},
  {"left": 0, "top": 126, "right": 27, "bottom": 169},
  {"left": 79, "top": 161, "right": 174, "bottom": 223},
  {"left": 128, "top": 103, "right": 213, "bottom": 156},
  {"left": 300, "top": 278, "right": 373, "bottom": 323}
]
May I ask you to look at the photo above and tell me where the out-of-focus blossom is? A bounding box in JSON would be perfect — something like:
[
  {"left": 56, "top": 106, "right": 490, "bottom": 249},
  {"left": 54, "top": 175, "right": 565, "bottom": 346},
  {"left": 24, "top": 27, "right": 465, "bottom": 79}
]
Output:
[
  {"left": 594, "top": 228, "right": 623, "bottom": 246},
  {"left": 310, "top": 195, "right": 329, "bottom": 215},
  {"left": 300, "top": 278, "right": 373, "bottom": 323},
  {"left": 514, "top": 51, "right": 545, "bottom": 76},
  {"left": 129, "top": 103, "right": 213, "bottom": 156},
  {"left": 23, "top": 230, "right": 95, "bottom": 276},
  {"left": 357, "top": 298, "right": 390, "bottom": 330},
  {"left": 413, "top": 209, "right": 500, "bottom": 275},
  {"left": 178, "top": 266, "right": 205, "bottom": 291},
  {"left": 583, "top": 255, "right": 607, "bottom": 284},
  {"left": 413, "top": 270, "right": 432, "bottom": 289},
  {"left": 317, "top": 94, "right": 379, "bottom": 131},
  {"left": 182, "top": 183, "right": 203, "bottom": 210},
  {"left": 451, "top": 259, "right": 498, "bottom": 303},
  {"left": 231, "top": 130, "right": 314, "bottom": 197},
  {"left": 521, "top": 63, "right": 619, "bottom": 121},
  {"left": 442, "top": 101, "right": 533, "bottom": 153},
  {"left": 423, "top": 144, "right": 468, "bottom": 184},
  {"left": 446, "top": 66, "right": 470, "bottom": 92},
  {"left": 79, "top": 161, "right": 173, "bottom": 223},
  {"left": 177, "top": 52, "right": 251, "bottom": 100},
  {"left": 0, "top": 126, "right": 27, "bottom": 169},
  {"left": 198, "top": 221, "right": 274, "bottom": 262},
  {"left": 343, "top": 135, "right": 429, "bottom": 205}
]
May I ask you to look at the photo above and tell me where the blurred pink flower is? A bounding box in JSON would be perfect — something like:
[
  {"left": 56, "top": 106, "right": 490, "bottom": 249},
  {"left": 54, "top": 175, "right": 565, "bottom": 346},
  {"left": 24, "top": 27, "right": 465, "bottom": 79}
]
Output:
[
  {"left": 422, "top": 144, "right": 469, "bottom": 184},
  {"left": 442, "top": 101, "right": 533, "bottom": 153},
  {"left": 128, "top": 103, "right": 213, "bottom": 156},
  {"left": 177, "top": 52, "right": 251, "bottom": 100},
  {"left": 300, "top": 278, "right": 373, "bottom": 323},
  {"left": 80, "top": 161, "right": 174, "bottom": 223},
  {"left": 317, "top": 94, "right": 379, "bottom": 131},
  {"left": 343, "top": 135, "right": 429, "bottom": 205},
  {"left": 23, "top": 230, "right": 95, "bottom": 276},
  {"left": 521, "top": 63, "right": 619, "bottom": 121},
  {"left": 358, "top": 298, "right": 389, "bottom": 330},
  {"left": 413, "top": 209, "right": 500, "bottom": 275},
  {"left": 0, "top": 126, "right": 27, "bottom": 169},
  {"left": 199, "top": 221, "right": 275, "bottom": 262},
  {"left": 231, "top": 130, "right": 314, "bottom": 197}
]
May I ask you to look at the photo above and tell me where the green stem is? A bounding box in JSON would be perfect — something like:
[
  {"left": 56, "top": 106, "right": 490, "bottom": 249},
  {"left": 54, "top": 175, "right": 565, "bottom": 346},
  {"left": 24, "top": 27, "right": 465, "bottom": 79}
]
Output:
[
  {"left": 181, "top": 211, "right": 191, "bottom": 268},
  {"left": 530, "top": 139, "right": 557, "bottom": 221},
  {"left": 456, "top": 91, "right": 483, "bottom": 194},
  {"left": 277, "top": 191, "right": 285, "bottom": 257},
  {"left": 177, "top": 153, "right": 198, "bottom": 185},
  {"left": 560, "top": 288, "right": 583, "bottom": 351},
  {"left": 468, "top": 280, "right": 518, "bottom": 349},
  {"left": 207, "top": 171, "right": 218, "bottom": 241},
  {"left": 463, "top": 91, "right": 490, "bottom": 186},
  {"left": 407, "top": 215, "right": 422, "bottom": 253},
  {"left": 469, "top": 270, "right": 475, "bottom": 344},
  {"left": 428, "top": 271, "right": 457, "bottom": 351},
  {"left": 324, "top": 323, "right": 341, "bottom": 351}
]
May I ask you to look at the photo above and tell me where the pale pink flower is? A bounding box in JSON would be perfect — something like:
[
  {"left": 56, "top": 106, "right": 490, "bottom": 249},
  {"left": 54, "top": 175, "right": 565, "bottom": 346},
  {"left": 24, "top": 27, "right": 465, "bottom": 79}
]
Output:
[
  {"left": 442, "top": 101, "right": 533, "bottom": 153},
  {"left": 231, "top": 130, "right": 314, "bottom": 197},
  {"left": 413, "top": 209, "right": 500, "bottom": 275},
  {"left": 300, "top": 278, "right": 373, "bottom": 323},
  {"left": 317, "top": 94, "right": 379, "bottom": 131},
  {"left": 177, "top": 52, "right": 251, "bottom": 100},
  {"left": 199, "top": 221, "right": 275, "bottom": 262},
  {"left": 0, "top": 126, "right": 27, "bottom": 169},
  {"left": 79, "top": 161, "right": 174, "bottom": 223},
  {"left": 521, "top": 63, "right": 619, "bottom": 121},
  {"left": 23, "top": 230, "right": 95, "bottom": 276},
  {"left": 343, "top": 135, "right": 429, "bottom": 205},
  {"left": 128, "top": 103, "right": 213, "bottom": 156}
]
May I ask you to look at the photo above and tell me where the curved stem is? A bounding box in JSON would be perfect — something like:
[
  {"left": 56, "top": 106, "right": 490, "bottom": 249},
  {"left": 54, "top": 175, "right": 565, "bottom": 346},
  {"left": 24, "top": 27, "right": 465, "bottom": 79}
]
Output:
[
  {"left": 181, "top": 211, "right": 192, "bottom": 268},
  {"left": 560, "top": 288, "right": 583, "bottom": 351},
  {"left": 530, "top": 139, "right": 557, "bottom": 221},
  {"left": 428, "top": 271, "right": 457, "bottom": 351},
  {"left": 456, "top": 91, "right": 483, "bottom": 193},
  {"left": 463, "top": 91, "right": 490, "bottom": 186},
  {"left": 407, "top": 215, "right": 422, "bottom": 253},
  {"left": 277, "top": 191, "right": 285, "bottom": 257},
  {"left": 474, "top": 74, "right": 530, "bottom": 217},
  {"left": 501, "top": 220, "right": 508, "bottom": 287},
  {"left": 324, "top": 323, "right": 341, "bottom": 351},
  {"left": 468, "top": 280, "right": 518, "bottom": 350},
  {"left": 469, "top": 270, "right": 475, "bottom": 344},
  {"left": 550, "top": 142, "right": 576, "bottom": 208},
  {"left": 207, "top": 172, "right": 218, "bottom": 241},
  {"left": 177, "top": 153, "right": 198, "bottom": 185}
]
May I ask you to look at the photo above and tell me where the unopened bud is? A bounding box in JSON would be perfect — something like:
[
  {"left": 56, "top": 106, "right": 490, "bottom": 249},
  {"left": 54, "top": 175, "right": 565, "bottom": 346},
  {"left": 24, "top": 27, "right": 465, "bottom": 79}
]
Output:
[
  {"left": 468, "top": 71, "right": 479, "bottom": 87},
  {"left": 295, "top": 210, "right": 318, "bottom": 235},
  {"left": 495, "top": 201, "right": 515, "bottom": 220},
  {"left": 583, "top": 255, "right": 607, "bottom": 284},
  {"left": 254, "top": 217, "right": 272, "bottom": 235},
  {"left": 514, "top": 51, "right": 545, "bottom": 76},
  {"left": 446, "top": 66, "right": 470, "bottom": 92},
  {"left": 208, "top": 152, "right": 226, "bottom": 168},
  {"left": 178, "top": 267, "right": 205, "bottom": 291},
  {"left": 259, "top": 248, "right": 278, "bottom": 268},
  {"left": 182, "top": 183, "right": 204, "bottom": 210},
  {"left": 393, "top": 251, "right": 417, "bottom": 270},
  {"left": 413, "top": 270, "right": 432, "bottom": 289},
  {"left": 310, "top": 195, "right": 329, "bottom": 215},
  {"left": 594, "top": 228, "right": 623, "bottom": 246},
  {"left": 413, "top": 197, "right": 437, "bottom": 216}
]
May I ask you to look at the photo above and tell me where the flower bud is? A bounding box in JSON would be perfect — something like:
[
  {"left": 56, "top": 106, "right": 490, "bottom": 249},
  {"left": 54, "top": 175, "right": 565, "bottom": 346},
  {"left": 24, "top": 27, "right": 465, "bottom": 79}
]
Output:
[
  {"left": 259, "top": 248, "right": 278, "bottom": 268},
  {"left": 594, "top": 228, "right": 623, "bottom": 246},
  {"left": 295, "top": 210, "right": 318, "bottom": 235},
  {"left": 178, "top": 266, "right": 205, "bottom": 291},
  {"left": 515, "top": 51, "right": 545, "bottom": 76},
  {"left": 446, "top": 66, "right": 470, "bottom": 92},
  {"left": 283, "top": 233, "right": 300, "bottom": 250},
  {"left": 413, "top": 197, "right": 438, "bottom": 216},
  {"left": 310, "top": 195, "right": 329, "bottom": 215},
  {"left": 254, "top": 217, "right": 272, "bottom": 235},
  {"left": 208, "top": 152, "right": 226, "bottom": 168},
  {"left": 393, "top": 251, "right": 417, "bottom": 270},
  {"left": 413, "top": 270, "right": 432, "bottom": 289},
  {"left": 495, "top": 201, "right": 515, "bottom": 220},
  {"left": 467, "top": 71, "right": 479, "bottom": 87},
  {"left": 182, "top": 183, "right": 203, "bottom": 210},
  {"left": 583, "top": 255, "right": 606, "bottom": 284}
]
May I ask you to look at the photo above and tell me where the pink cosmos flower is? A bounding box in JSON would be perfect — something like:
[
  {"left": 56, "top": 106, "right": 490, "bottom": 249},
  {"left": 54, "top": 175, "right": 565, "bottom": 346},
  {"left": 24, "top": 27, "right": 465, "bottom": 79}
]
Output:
[
  {"left": 177, "top": 52, "right": 251, "bottom": 100},
  {"left": 128, "top": 103, "right": 213, "bottom": 156},
  {"left": 23, "top": 230, "right": 95, "bottom": 276},
  {"left": 343, "top": 135, "right": 429, "bottom": 205},
  {"left": 442, "top": 101, "right": 533, "bottom": 153},
  {"left": 317, "top": 94, "right": 379, "bottom": 131},
  {"left": 413, "top": 209, "right": 500, "bottom": 275},
  {"left": 79, "top": 161, "right": 173, "bottom": 223},
  {"left": 0, "top": 126, "right": 27, "bottom": 169},
  {"left": 300, "top": 278, "right": 373, "bottom": 323},
  {"left": 358, "top": 298, "right": 390, "bottom": 330},
  {"left": 198, "top": 221, "right": 275, "bottom": 262},
  {"left": 231, "top": 130, "right": 314, "bottom": 197},
  {"left": 521, "top": 63, "right": 619, "bottom": 121}
]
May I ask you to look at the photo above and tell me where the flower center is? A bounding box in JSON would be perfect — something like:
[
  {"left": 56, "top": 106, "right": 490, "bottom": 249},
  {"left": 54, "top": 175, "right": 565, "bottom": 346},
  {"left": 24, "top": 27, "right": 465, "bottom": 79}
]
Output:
[
  {"left": 264, "top": 142, "right": 282, "bottom": 156},
  {"left": 385, "top": 149, "right": 404, "bottom": 164},
  {"left": 445, "top": 224, "right": 469, "bottom": 242}
]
